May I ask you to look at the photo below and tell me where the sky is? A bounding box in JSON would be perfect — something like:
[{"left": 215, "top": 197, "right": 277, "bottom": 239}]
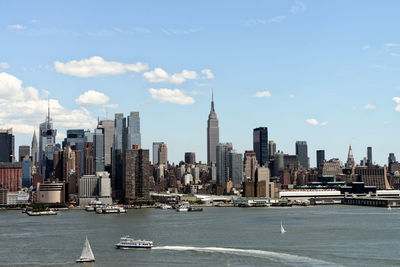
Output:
[{"left": 1, "top": 0, "right": 400, "bottom": 167}]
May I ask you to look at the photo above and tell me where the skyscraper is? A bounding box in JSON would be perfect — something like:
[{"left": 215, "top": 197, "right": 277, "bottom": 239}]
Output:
[
  {"left": 346, "top": 145, "right": 355, "bottom": 168},
  {"left": 158, "top": 143, "right": 168, "bottom": 166},
  {"left": 126, "top": 112, "right": 141, "bottom": 149},
  {"left": 93, "top": 128, "right": 105, "bottom": 172},
  {"left": 295, "top": 141, "right": 308, "bottom": 170},
  {"left": 388, "top": 153, "right": 396, "bottom": 166},
  {"left": 184, "top": 152, "right": 196, "bottom": 165},
  {"left": 268, "top": 140, "right": 276, "bottom": 158},
  {"left": 316, "top": 150, "right": 325, "bottom": 168},
  {"left": 124, "top": 145, "right": 150, "bottom": 203},
  {"left": 207, "top": 92, "right": 219, "bottom": 165},
  {"left": 152, "top": 142, "right": 163, "bottom": 165},
  {"left": 18, "top": 145, "right": 30, "bottom": 162},
  {"left": 229, "top": 150, "right": 243, "bottom": 187},
  {"left": 31, "top": 130, "right": 38, "bottom": 165},
  {"left": 253, "top": 127, "right": 268, "bottom": 166},
  {"left": 112, "top": 113, "right": 126, "bottom": 200},
  {"left": 243, "top": 150, "right": 258, "bottom": 180},
  {"left": 39, "top": 104, "right": 57, "bottom": 179},
  {"left": 63, "top": 129, "right": 85, "bottom": 174},
  {"left": 0, "top": 129, "right": 14, "bottom": 162},
  {"left": 216, "top": 143, "right": 229, "bottom": 189},
  {"left": 367, "top": 146, "right": 373, "bottom": 166},
  {"left": 97, "top": 120, "right": 114, "bottom": 166}
]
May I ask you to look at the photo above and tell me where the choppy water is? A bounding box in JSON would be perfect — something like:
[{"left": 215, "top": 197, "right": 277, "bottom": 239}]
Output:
[{"left": 0, "top": 205, "right": 399, "bottom": 266}]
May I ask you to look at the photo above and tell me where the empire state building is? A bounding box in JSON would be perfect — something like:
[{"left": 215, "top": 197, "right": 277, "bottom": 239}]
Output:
[{"left": 207, "top": 92, "right": 219, "bottom": 165}]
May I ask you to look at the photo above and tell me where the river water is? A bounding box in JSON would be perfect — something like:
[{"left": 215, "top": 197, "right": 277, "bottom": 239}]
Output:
[{"left": 0, "top": 205, "right": 399, "bottom": 266}]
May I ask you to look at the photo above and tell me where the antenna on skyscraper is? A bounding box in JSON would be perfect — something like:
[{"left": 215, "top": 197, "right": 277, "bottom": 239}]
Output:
[{"left": 47, "top": 97, "right": 50, "bottom": 124}]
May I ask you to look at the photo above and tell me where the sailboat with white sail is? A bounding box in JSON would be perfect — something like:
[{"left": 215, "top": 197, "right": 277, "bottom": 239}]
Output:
[
  {"left": 280, "top": 221, "right": 286, "bottom": 234},
  {"left": 388, "top": 205, "right": 392, "bottom": 211},
  {"left": 76, "top": 236, "right": 95, "bottom": 263}
]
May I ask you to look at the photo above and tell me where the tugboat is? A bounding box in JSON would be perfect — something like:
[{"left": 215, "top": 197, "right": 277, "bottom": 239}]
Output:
[
  {"left": 76, "top": 236, "right": 95, "bottom": 263},
  {"left": 115, "top": 235, "right": 153, "bottom": 249}
]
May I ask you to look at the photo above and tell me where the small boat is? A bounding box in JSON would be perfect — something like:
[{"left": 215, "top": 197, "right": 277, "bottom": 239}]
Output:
[
  {"left": 115, "top": 235, "right": 153, "bottom": 249},
  {"left": 188, "top": 207, "right": 203, "bottom": 212},
  {"left": 76, "top": 236, "right": 95, "bottom": 263},
  {"left": 280, "top": 221, "right": 286, "bottom": 234},
  {"left": 388, "top": 205, "right": 392, "bottom": 211},
  {"left": 176, "top": 205, "right": 189, "bottom": 212}
]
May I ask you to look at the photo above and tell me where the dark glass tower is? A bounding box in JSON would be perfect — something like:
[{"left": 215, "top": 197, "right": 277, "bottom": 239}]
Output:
[
  {"left": 253, "top": 127, "right": 268, "bottom": 166},
  {"left": 296, "top": 141, "right": 308, "bottom": 170},
  {"left": 0, "top": 129, "right": 14, "bottom": 162},
  {"left": 316, "top": 150, "right": 325, "bottom": 168}
]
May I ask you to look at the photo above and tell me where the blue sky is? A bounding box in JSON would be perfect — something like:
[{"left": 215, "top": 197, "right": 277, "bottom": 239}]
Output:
[{"left": 1, "top": 0, "right": 400, "bottom": 166}]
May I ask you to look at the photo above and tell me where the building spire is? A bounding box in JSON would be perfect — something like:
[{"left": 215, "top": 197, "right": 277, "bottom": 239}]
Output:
[
  {"left": 47, "top": 98, "right": 50, "bottom": 124},
  {"left": 211, "top": 88, "right": 215, "bottom": 113}
]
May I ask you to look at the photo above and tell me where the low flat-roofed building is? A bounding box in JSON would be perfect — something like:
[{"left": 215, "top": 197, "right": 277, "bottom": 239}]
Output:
[
  {"left": 36, "top": 182, "right": 65, "bottom": 204},
  {"left": 7, "top": 191, "right": 29, "bottom": 205}
]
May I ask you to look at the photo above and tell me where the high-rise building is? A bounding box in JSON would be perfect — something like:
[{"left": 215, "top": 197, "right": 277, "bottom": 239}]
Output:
[
  {"left": 93, "top": 128, "right": 105, "bottom": 172},
  {"left": 295, "top": 141, "right": 308, "bottom": 170},
  {"left": 0, "top": 129, "right": 14, "bottom": 162},
  {"left": 112, "top": 113, "right": 126, "bottom": 200},
  {"left": 268, "top": 140, "right": 276, "bottom": 158},
  {"left": 83, "top": 141, "right": 94, "bottom": 175},
  {"left": 243, "top": 150, "right": 258, "bottom": 180},
  {"left": 253, "top": 127, "right": 268, "bottom": 166},
  {"left": 152, "top": 142, "right": 163, "bottom": 165},
  {"left": 0, "top": 162, "right": 22, "bottom": 191},
  {"left": 207, "top": 92, "right": 219, "bottom": 165},
  {"left": 31, "top": 130, "right": 38, "bottom": 164},
  {"left": 367, "top": 147, "right": 373, "bottom": 166},
  {"left": 126, "top": 112, "right": 141, "bottom": 149},
  {"left": 184, "top": 152, "right": 196, "bottom": 165},
  {"left": 388, "top": 153, "right": 397, "bottom": 166},
  {"left": 158, "top": 143, "right": 168, "bottom": 166},
  {"left": 229, "top": 150, "right": 243, "bottom": 187},
  {"left": 18, "top": 145, "right": 30, "bottom": 162},
  {"left": 124, "top": 145, "right": 150, "bottom": 203},
  {"left": 316, "top": 150, "right": 325, "bottom": 168},
  {"left": 22, "top": 156, "right": 31, "bottom": 188},
  {"left": 216, "top": 143, "right": 229, "bottom": 189},
  {"left": 97, "top": 120, "right": 114, "bottom": 166},
  {"left": 39, "top": 105, "right": 57, "bottom": 179},
  {"left": 346, "top": 145, "right": 355, "bottom": 168},
  {"left": 63, "top": 129, "right": 85, "bottom": 174}
]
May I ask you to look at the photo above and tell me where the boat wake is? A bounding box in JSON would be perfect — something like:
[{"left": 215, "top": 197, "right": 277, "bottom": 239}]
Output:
[{"left": 153, "top": 246, "right": 344, "bottom": 267}]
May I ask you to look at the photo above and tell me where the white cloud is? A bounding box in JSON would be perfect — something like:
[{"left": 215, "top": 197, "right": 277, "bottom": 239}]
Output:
[
  {"left": 201, "top": 69, "right": 214, "bottom": 79},
  {"left": 363, "top": 45, "right": 370, "bottom": 50},
  {"left": 393, "top": 97, "right": 400, "bottom": 112},
  {"left": 385, "top": 43, "right": 400, "bottom": 47},
  {"left": 190, "top": 90, "right": 204, "bottom": 95},
  {"left": 306, "top": 118, "right": 328, "bottom": 126},
  {"left": 245, "top": 16, "right": 286, "bottom": 26},
  {"left": 144, "top": 68, "right": 201, "bottom": 84},
  {"left": 362, "top": 104, "right": 376, "bottom": 109},
  {"left": 290, "top": 0, "right": 306, "bottom": 14},
  {"left": 0, "top": 72, "right": 97, "bottom": 134},
  {"left": 75, "top": 90, "right": 109, "bottom": 106},
  {"left": 289, "top": 94, "right": 295, "bottom": 98},
  {"left": 391, "top": 53, "right": 400, "bottom": 57},
  {"left": 54, "top": 56, "right": 149, "bottom": 77},
  {"left": 8, "top": 24, "right": 25, "bottom": 29},
  {"left": 149, "top": 88, "right": 195, "bottom": 105},
  {"left": 31, "top": 19, "right": 40, "bottom": 23},
  {"left": 162, "top": 28, "right": 200, "bottom": 35},
  {"left": 253, "top": 91, "right": 272, "bottom": 98},
  {"left": 103, "top": 103, "right": 119, "bottom": 109},
  {"left": 0, "top": 62, "right": 9, "bottom": 69}
]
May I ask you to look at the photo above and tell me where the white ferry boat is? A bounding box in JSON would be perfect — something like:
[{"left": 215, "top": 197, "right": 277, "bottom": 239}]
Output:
[{"left": 115, "top": 236, "right": 153, "bottom": 249}]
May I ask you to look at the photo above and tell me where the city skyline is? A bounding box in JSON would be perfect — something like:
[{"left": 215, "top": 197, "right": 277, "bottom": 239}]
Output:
[{"left": 1, "top": 1, "right": 400, "bottom": 166}]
